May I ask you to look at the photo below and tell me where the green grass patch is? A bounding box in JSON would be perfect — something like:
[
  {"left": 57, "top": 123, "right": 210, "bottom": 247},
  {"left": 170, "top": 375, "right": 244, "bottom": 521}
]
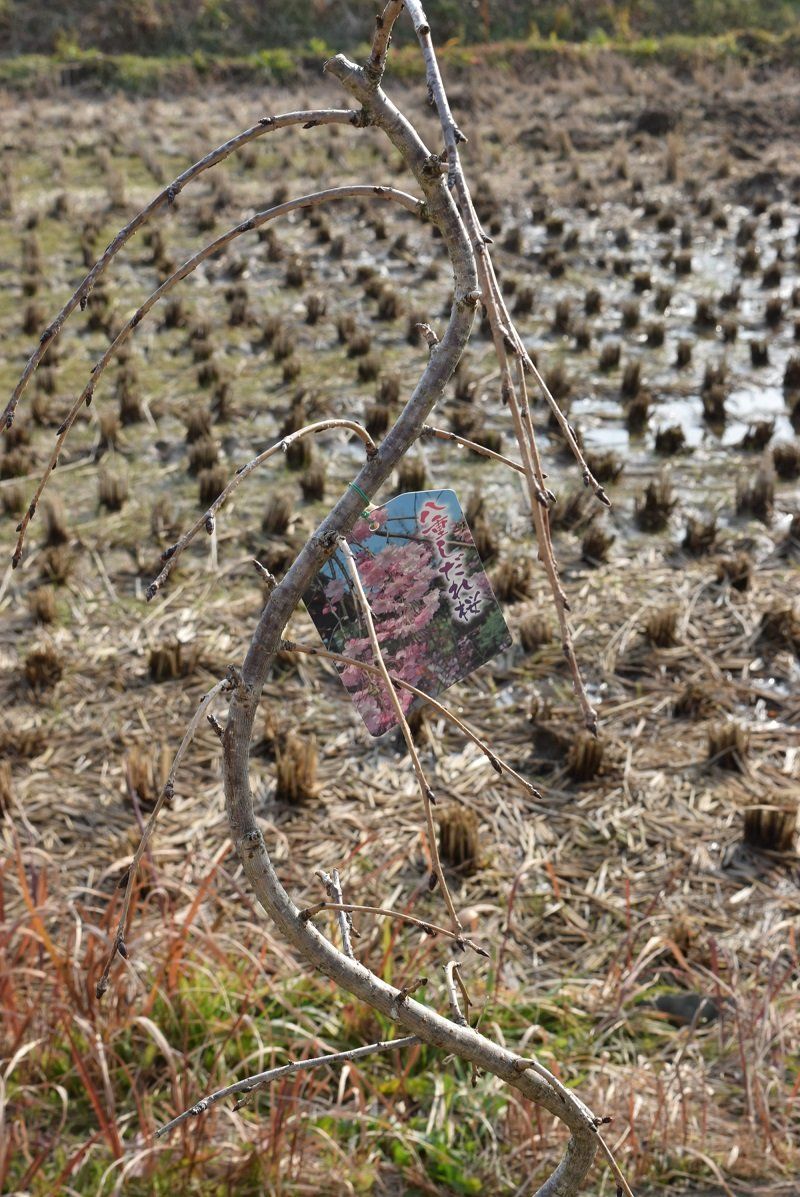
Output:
[{"left": 2, "top": 26, "right": 799, "bottom": 95}]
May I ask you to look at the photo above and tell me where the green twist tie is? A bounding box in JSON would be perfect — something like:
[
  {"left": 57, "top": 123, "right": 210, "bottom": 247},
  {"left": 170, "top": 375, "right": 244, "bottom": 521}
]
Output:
[{"left": 348, "top": 481, "right": 371, "bottom": 515}]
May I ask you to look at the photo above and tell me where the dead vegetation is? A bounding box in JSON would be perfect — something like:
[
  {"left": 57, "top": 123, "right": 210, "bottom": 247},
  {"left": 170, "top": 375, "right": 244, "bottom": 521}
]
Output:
[
  {"left": 566, "top": 732, "right": 604, "bottom": 781},
  {"left": 438, "top": 806, "right": 480, "bottom": 873},
  {"left": 148, "top": 642, "right": 198, "bottom": 682},
  {"left": 743, "top": 803, "right": 797, "bottom": 853},
  {"left": 635, "top": 473, "right": 676, "bottom": 531},
  {"left": 706, "top": 720, "right": 750, "bottom": 771},
  {"left": 517, "top": 609, "right": 553, "bottom": 651},
  {"left": 644, "top": 605, "right": 679, "bottom": 647},
  {"left": 682, "top": 515, "right": 717, "bottom": 555},
  {"left": 125, "top": 742, "right": 170, "bottom": 809},
  {"left": 22, "top": 644, "right": 63, "bottom": 692},
  {"left": 275, "top": 731, "right": 318, "bottom": 804},
  {"left": 736, "top": 466, "right": 775, "bottom": 523},
  {"left": 1, "top": 49, "right": 799, "bottom": 1197}
]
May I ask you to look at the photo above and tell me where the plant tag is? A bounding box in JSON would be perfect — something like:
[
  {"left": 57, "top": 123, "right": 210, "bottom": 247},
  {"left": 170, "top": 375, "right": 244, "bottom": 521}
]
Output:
[{"left": 303, "top": 489, "right": 511, "bottom": 736}]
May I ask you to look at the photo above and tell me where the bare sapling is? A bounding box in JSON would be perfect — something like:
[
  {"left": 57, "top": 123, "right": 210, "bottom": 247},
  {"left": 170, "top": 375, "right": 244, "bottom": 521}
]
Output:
[{"left": 4, "top": 4, "right": 635, "bottom": 1194}]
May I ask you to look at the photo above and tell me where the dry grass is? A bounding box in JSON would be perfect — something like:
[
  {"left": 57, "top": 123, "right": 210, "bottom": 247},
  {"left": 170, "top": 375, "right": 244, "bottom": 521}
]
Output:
[
  {"left": 262, "top": 494, "right": 293, "bottom": 536},
  {"left": 275, "top": 731, "right": 318, "bottom": 804},
  {"left": 438, "top": 806, "right": 480, "bottom": 873},
  {"left": 1, "top": 59, "right": 799, "bottom": 1197},
  {"left": 491, "top": 559, "right": 534, "bottom": 602},
  {"left": 644, "top": 605, "right": 679, "bottom": 647},
  {"left": 566, "top": 732, "right": 604, "bottom": 781},
  {"left": 736, "top": 466, "right": 776, "bottom": 523},
  {"left": 743, "top": 803, "right": 798, "bottom": 853},
  {"left": 98, "top": 469, "right": 129, "bottom": 511},
  {"left": 22, "top": 644, "right": 63, "bottom": 692},
  {"left": 672, "top": 681, "right": 720, "bottom": 720},
  {"left": 517, "top": 609, "right": 553, "bottom": 651},
  {"left": 707, "top": 720, "right": 750, "bottom": 771},
  {"left": 148, "top": 642, "right": 198, "bottom": 682},
  {"left": 635, "top": 473, "right": 676, "bottom": 532},
  {"left": 125, "top": 742, "right": 171, "bottom": 809},
  {"left": 683, "top": 515, "right": 717, "bottom": 555}
]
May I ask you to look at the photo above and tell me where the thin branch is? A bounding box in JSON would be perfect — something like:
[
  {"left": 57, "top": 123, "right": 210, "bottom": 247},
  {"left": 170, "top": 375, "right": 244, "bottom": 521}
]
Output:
[
  {"left": 401, "top": 0, "right": 605, "bottom": 498},
  {"left": 11, "top": 184, "right": 424, "bottom": 568},
  {"left": 596, "top": 1137, "right": 637, "bottom": 1197},
  {"left": 280, "top": 638, "right": 540, "bottom": 800},
  {"left": 300, "top": 900, "right": 488, "bottom": 958},
  {"left": 357, "top": 13, "right": 606, "bottom": 1192},
  {"left": 482, "top": 288, "right": 600, "bottom": 738},
  {"left": 402, "top": 0, "right": 599, "bottom": 735},
  {"left": 2, "top": 108, "right": 360, "bottom": 432},
  {"left": 147, "top": 419, "right": 377, "bottom": 600},
  {"left": 155, "top": 1036, "right": 419, "bottom": 1138},
  {"left": 525, "top": 354, "right": 608, "bottom": 505},
  {"left": 483, "top": 251, "right": 608, "bottom": 504},
  {"left": 339, "top": 538, "right": 462, "bottom": 938},
  {"left": 95, "top": 673, "right": 233, "bottom": 999},
  {"left": 513, "top": 357, "right": 598, "bottom": 733},
  {"left": 364, "top": 0, "right": 406, "bottom": 86},
  {"left": 420, "top": 423, "right": 526, "bottom": 474},
  {"left": 398, "top": 13, "right": 636, "bottom": 1193},
  {"left": 315, "top": 869, "right": 356, "bottom": 958}
]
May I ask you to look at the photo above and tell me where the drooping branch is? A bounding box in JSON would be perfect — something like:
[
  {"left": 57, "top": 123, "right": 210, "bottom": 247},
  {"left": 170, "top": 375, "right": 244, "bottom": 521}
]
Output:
[
  {"left": 396, "top": 17, "right": 636, "bottom": 1191},
  {"left": 280, "top": 639, "right": 540, "bottom": 799},
  {"left": 148, "top": 419, "right": 378, "bottom": 600},
  {"left": 339, "top": 537, "right": 463, "bottom": 937},
  {"left": 511, "top": 357, "right": 599, "bottom": 733},
  {"left": 2, "top": 107, "right": 361, "bottom": 432},
  {"left": 402, "top": 0, "right": 600, "bottom": 735},
  {"left": 155, "top": 1035, "right": 420, "bottom": 1138},
  {"left": 11, "top": 184, "right": 425, "bottom": 568}
]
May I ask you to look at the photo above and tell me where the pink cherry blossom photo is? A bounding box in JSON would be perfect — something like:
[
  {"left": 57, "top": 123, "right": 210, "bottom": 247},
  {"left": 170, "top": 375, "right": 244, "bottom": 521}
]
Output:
[{"left": 304, "top": 489, "right": 512, "bottom": 735}]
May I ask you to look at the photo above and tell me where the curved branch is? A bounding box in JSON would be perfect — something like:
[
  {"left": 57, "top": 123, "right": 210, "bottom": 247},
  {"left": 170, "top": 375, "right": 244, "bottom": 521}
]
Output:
[
  {"left": 11, "top": 184, "right": 425, "bottom": 567},
  {"left": 156, "top": 1035, "right": 420, "bottom": 1138},
  {"left": 511, "top": 359, "right": 599, "bottom": 733},
  {"left": 222, "top": 53, "right": 599, "bottom": 1197},
  {"left": 280, "top": 639, "right": 540, "bottom": 800},
  {"left": 148, "top": 419, "right": 378, "bottom": 600},
  {"left": 2, "top": 107, "right": 360, "bottom": 432}
]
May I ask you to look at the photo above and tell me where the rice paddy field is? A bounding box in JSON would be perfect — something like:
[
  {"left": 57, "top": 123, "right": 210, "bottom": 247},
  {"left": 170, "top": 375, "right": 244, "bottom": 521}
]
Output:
[{"left": 0, "top": 43, "right": 799, "bottom": 1197}]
